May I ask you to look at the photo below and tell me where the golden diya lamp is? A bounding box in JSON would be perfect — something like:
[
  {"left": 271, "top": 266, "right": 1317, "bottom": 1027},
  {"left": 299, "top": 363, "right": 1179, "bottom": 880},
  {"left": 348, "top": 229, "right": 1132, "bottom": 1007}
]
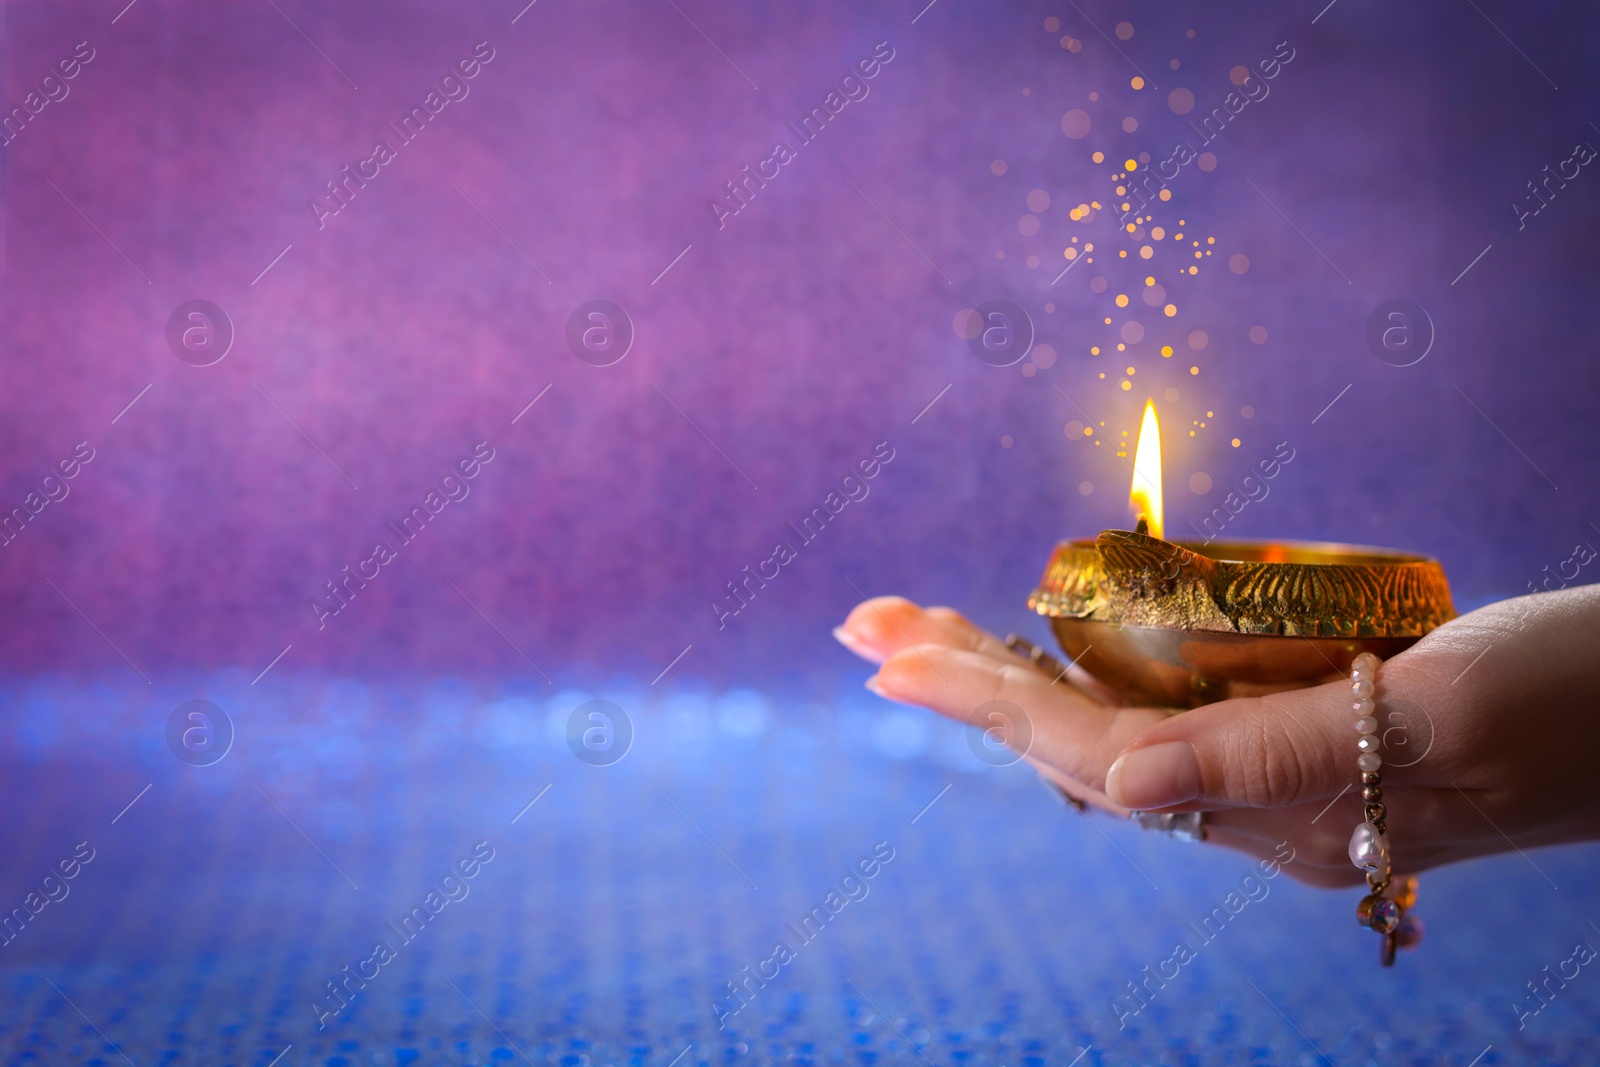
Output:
[{"left": 1023, "top": 401, "right": 1454, "bottom": 964}]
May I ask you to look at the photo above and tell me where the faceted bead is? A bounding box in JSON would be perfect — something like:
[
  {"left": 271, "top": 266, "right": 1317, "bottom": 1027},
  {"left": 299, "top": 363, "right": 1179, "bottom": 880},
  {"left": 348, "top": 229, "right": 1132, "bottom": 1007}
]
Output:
[
  {"left": 1357, "top": 752, "right": 1382, "bottom": 773},
  {"left": 1349, "top": 820, "right": 1389, "bottom": 872},
  {"left": 1352, "top": 678, "right": 1375, "bottom": 700},
  {"left": 1353, "top": 697, "right": 1376, "bottom": 717},
  {"left": 1356, "top": 735, "right": 1380, "bottom": 753},
  {"left": 1353, "top": 652, "right": 1380, "bottom": 673},
  {"left": 1390, "top": 875, "right": 1418, "bottom": 910},
  {"left": 1370, "top": 898, "right": 1401, "bottom": 933},
  {"left": 1355, "top": 716, "right": 1378, "bottom": 734},
  {"left": 1395, "top": 915, "right": 1424, "bottom": 949}
]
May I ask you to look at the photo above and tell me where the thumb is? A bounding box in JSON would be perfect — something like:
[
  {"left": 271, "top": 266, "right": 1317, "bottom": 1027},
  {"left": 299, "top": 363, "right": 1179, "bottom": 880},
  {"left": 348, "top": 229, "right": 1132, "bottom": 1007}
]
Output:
[{"left": 1105, "top": 679, "right": 1359, "bottom": 811}]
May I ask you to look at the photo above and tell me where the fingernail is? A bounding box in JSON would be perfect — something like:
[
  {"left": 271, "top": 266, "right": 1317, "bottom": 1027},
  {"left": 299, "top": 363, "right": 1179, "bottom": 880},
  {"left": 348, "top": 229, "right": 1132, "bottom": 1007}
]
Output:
[
  {"left": 1106, "top": 741, "right": 1201, "bottom": 810},
  {"left": 864, "top": 675, "right": 888, "bottom": 698},
  {"left": 833, "top": 626, "right": 876, "bottom": 659}
]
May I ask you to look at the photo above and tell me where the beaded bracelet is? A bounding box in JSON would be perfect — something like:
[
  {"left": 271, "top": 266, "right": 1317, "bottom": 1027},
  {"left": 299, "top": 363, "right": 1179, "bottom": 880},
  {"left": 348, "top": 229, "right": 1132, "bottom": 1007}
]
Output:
[{"left": 1345, "top": 652, "right": 1421, "bottom": 966}]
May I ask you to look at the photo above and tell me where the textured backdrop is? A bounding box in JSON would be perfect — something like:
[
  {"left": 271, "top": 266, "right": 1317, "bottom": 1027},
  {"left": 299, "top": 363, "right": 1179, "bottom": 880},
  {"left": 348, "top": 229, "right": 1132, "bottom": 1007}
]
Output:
[{"left": 5, "top": 0, "right": 1599, "bottom": 689}]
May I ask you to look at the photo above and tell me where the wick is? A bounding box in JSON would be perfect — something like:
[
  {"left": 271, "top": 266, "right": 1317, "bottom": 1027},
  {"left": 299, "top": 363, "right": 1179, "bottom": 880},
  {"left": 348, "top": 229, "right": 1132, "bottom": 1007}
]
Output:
[{"left": 1135, "top": 516, "right": 1150, "bottom": 536}]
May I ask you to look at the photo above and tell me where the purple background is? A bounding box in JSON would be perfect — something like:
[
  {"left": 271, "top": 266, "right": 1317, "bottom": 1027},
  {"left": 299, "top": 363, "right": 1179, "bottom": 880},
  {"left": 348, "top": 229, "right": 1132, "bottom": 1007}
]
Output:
[{"left": 4, "top": 0, "right": 1599, "bottom": 689}]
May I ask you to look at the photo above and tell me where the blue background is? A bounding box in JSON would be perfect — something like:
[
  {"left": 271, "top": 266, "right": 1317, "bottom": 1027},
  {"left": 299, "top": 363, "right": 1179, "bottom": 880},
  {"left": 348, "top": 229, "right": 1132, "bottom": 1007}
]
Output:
[{"left": 4, "top": 0, "right": 1600, "bottom": 1062}]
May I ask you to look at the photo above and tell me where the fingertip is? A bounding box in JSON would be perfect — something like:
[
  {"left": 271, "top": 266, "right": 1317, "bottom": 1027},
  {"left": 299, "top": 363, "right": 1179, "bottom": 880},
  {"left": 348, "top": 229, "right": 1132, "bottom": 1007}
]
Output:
[
  {"left": 839, "top": 596, "right": 925, "bottom": 657},
  {"left": 832, "top": 625, "right": 880, "bottom": 663},
  {"left": 873, "top": 643, "right": 943, "bottom": 692},
  {"left": 1105, "top": 740, "right": 1201, "bottom": 810}
]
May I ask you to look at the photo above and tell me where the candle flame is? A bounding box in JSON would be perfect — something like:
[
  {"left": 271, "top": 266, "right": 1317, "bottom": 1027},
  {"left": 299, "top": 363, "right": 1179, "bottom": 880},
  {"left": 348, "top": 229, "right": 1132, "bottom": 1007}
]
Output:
[{"left": 1129, "top": 399, "right": 1163, "bottom": 539}]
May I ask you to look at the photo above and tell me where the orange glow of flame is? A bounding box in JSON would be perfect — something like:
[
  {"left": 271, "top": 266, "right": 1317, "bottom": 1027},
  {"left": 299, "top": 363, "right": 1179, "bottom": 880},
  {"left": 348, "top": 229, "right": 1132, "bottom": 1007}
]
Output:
[{"left": 1129, "top": 399, "right": 1163, "bottom": 539}]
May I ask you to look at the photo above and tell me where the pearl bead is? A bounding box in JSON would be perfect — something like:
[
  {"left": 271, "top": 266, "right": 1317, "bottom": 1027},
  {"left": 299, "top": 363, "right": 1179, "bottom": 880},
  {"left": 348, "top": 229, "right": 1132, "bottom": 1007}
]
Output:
[
  {"left": 1356, "top": 735, "right": 1380, "bottom": 753},
  {"left": 1357, "top": 752, "right": 1382, "bottom": 772},
  {"left": 1349, "top": 820, "right": 1389, "bottom": 872},
  {"left": 1355, "top": 716, "right": 1378, "bottom": 734},
  {"left": 1352, "top": 678, "right": 1374, "bottom": 700}
]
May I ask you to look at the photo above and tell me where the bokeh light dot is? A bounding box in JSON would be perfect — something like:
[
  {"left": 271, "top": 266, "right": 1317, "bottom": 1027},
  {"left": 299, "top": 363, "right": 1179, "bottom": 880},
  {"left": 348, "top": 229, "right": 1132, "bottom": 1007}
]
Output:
[
  {"left": 1168, "top": 88, "right": 1195, "bottom": 115},
  {"left": 1231, "top": 438, "right": 1241, "bottom": 447},
  {"left": 1061, "top": 109, "right": 1092, "bottom": 138},
  {"left": 1164, "top": 387, "right": 1180, "bottom": 402},
  {"left": 1189, "top": 471, "right": 1212, "bottom": 494},
  {"left": 1241, "top": 404, "right": 1255, "bottom": 418},
  {"left": 1121, "top": 116, "right": 1138, "bottom": 133},
  {"left": 1198, "top": 152, "right": 1217, "bottom": 171},
  {"left": 1032, "top": 343, "right": 1057, "bottom": 369},
  {"left": 1079, "top": 480, "right": 1094, "bottom": 496},
  {"left": 952, "top": 308, "right": 981, "bottom": 340},
  {"left": 1027, "top": 188, "right": 1051, "bottom": 212},
  {"left": 1044, "top": 15, "right": 1060, "bottom": 31},
  {"left": 1249, "top": 325, "right": 1268, "bottom": 344},
  {"left": 990, "top": 159, "right": 1008, "bottom": 176},
  {"left": 1229, "top": 253, "right": 1250, "bottom": 274},
  {"left": 1188, "top": 329, "right": 1208, "bottom": 350},
  {"left": 1018, "top": 214, "right": 1040, "bottom": 236},
  {"left": 1115, "top": 21, "right": 1133, "bottom": 39}
]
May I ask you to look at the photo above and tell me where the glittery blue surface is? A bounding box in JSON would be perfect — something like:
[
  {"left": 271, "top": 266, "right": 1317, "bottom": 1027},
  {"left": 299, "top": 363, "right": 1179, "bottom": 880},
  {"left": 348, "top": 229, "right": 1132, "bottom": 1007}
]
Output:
[{"left": 2, "top": 674, "right": 1595, "bottom": 1066}]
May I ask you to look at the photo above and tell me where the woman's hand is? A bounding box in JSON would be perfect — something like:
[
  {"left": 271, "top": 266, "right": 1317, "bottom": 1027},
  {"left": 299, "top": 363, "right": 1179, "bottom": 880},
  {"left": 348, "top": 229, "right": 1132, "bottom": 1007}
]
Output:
[{"left": 834, "top": 585, "right": 1600, "bottom": 887}]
